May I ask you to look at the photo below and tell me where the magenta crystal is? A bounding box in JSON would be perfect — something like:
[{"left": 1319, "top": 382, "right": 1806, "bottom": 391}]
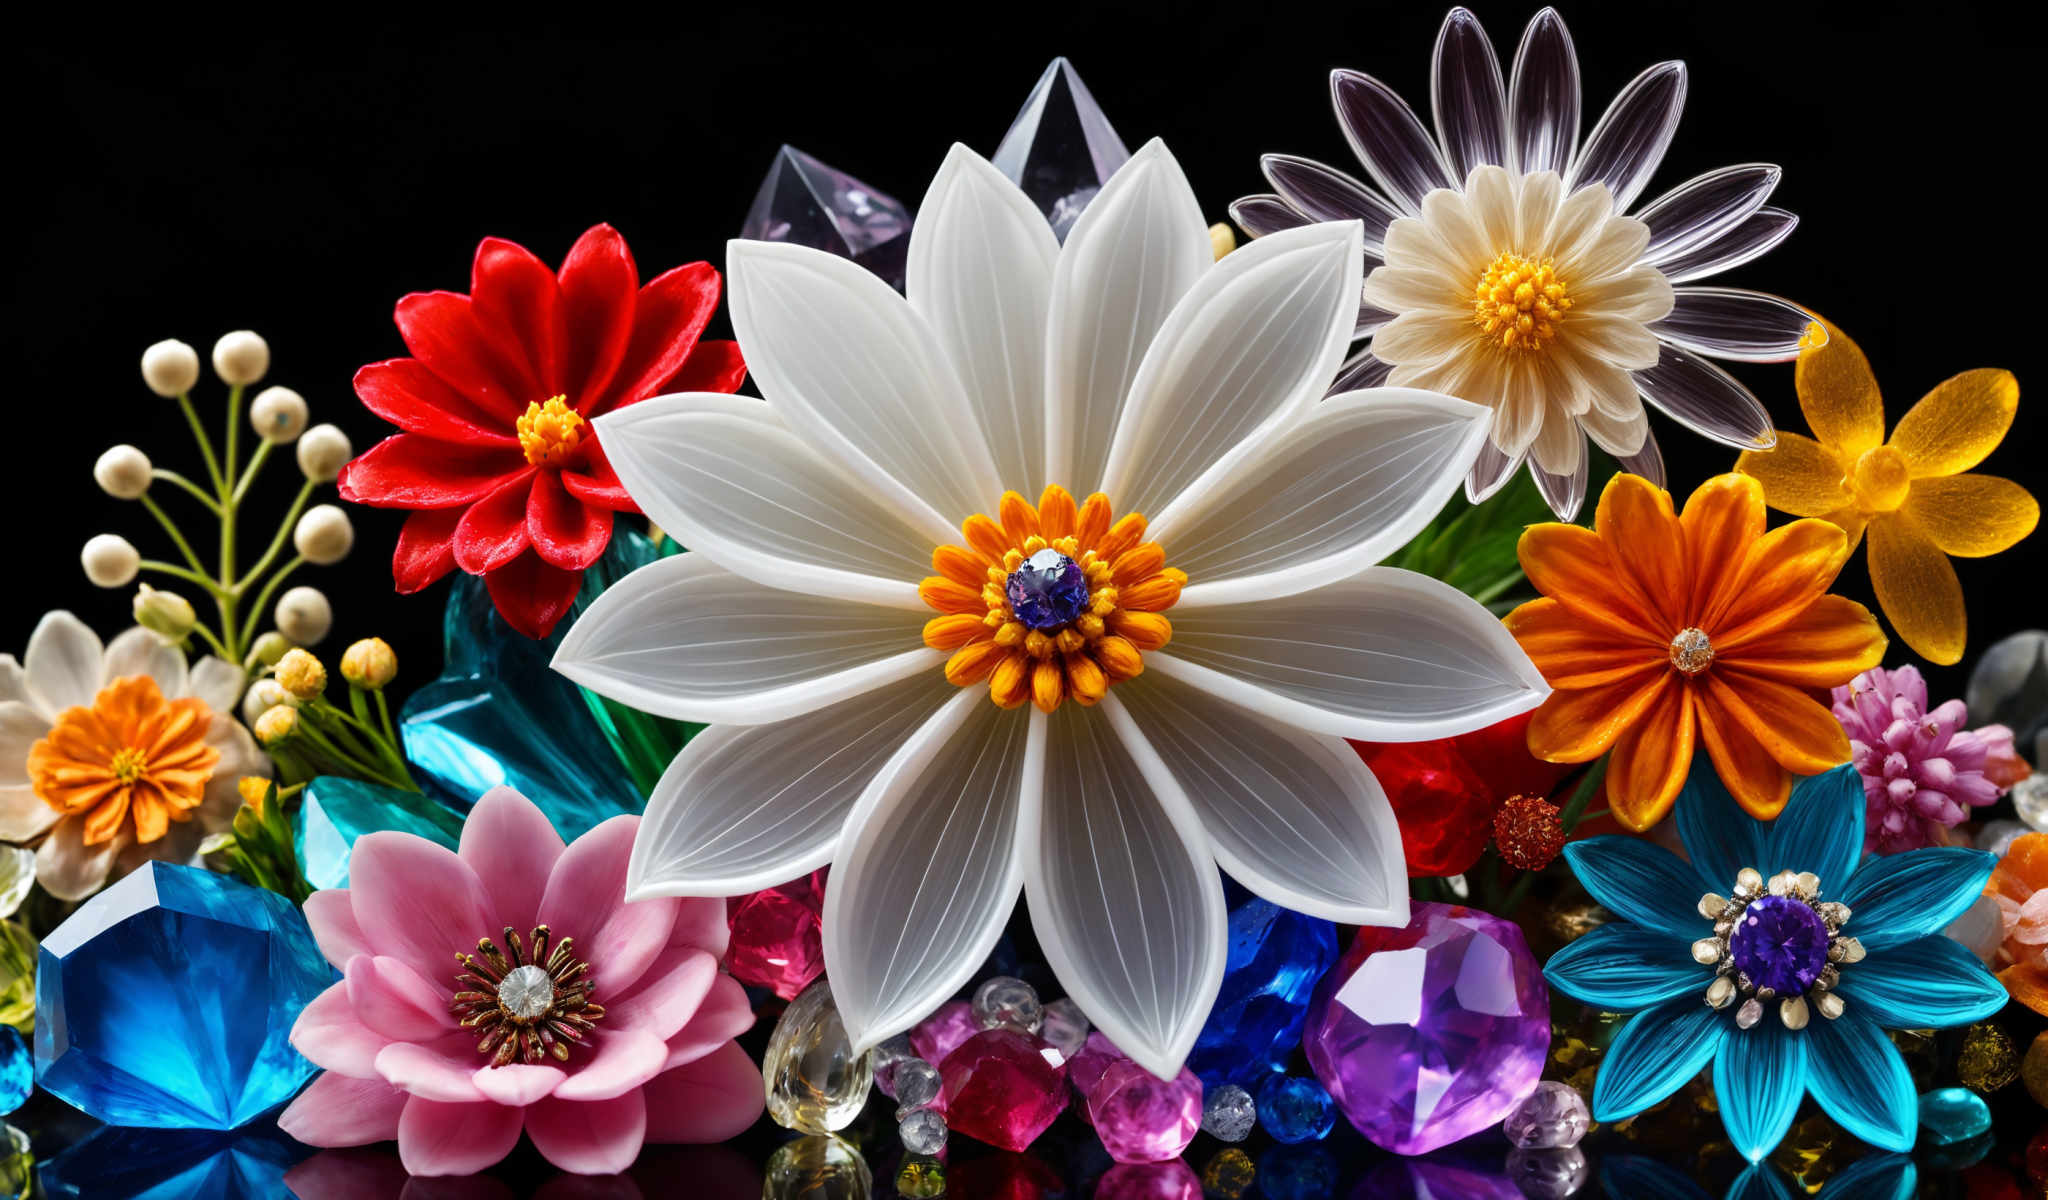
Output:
[
  {"left": 725, "top": 868, "right": 826, "bottom": 1000},
  {"left": 1088, "top": 1059, "right": 1203, "bottom": 1163},
  {"left": 1064, "top": 1029, "right": 1126, "bottom": 1124},
  {"left": 937, "top": 1029, "right": 1068, "bottom": 1152},
  {"left": 1093, "top": 1160, "right": 1201, "bottom": 1200},
  {"left": 1303, "top": 902, "right": 1548, "bottom": 1155},
  {"left": 910, "top": 1000, "right": 980, "bottom": 1067}
]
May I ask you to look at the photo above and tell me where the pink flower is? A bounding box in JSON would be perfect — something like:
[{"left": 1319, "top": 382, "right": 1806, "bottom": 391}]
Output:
[
  {"left": 277, "top": 787, "right": 761, "bottom": 1175},
  {"left": 1831, "top": 665, "right": 2016, "bottom": 854}
]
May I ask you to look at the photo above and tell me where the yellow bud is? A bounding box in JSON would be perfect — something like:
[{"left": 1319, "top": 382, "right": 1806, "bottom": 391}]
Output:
[
  {"left": 275, "top": 649, "right": 326, "bottom": 700},
  {"left": 340, "top": 637, "right": 398, "bottom": 689},
  {"left": 254, "top": 706, "right": 299, "bottom": 745},
  {"left": 1209, "top": 222, "right": 1236, "bottom": 260},
  {"left": 237, "top": 775, "right": 271, "bottom": 807}
]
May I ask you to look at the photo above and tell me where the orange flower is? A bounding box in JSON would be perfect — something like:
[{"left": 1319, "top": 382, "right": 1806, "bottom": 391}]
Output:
[
  {"left": 1504, "top": 472, "right": 1885, "bottom": 830},
  {"left": 1987, "top": 833, "right": 2048, "bottom": 1017},
  {"left": 26, "top": 675, "right": 220, "bottom": 846}
]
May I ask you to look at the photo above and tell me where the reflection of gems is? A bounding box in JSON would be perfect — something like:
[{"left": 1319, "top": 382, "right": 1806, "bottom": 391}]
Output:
[
  {"left": 1253, "top": 1144, "right": 1339, "bottom": 1200},
  {"left": 1506, "top": 1148, "right": 1588, "bottom": 1200},
  {"left": 1200, "top": 1148, "right": 1255, "bottom": 1199},
  {"left": 1254, "top": 1074, "right": 1335, "bottom": 1144},
  {"left": 1958, "top": 1022, "right": 2019, "bottom": 1092},
  {"left": 1888, "top": 1028, "right": 1940, "bottom": 1091},
  {"left": 1039, "top": 997, "right": 1090, "bottom": 1062},
  {"left": 2023, "top": 1031, "right": 2048, "bottom": 1107},
  {"left": 763, "top": 979, "right": 873, "bottom": 1134},
  {"left": 1094, "top": 1159, "right": 1203, "bottom": 1200},
  {"left": 1503, "top": 1081, "right": 1589, "bottom": 1149},
  {"left": 1917, "top": 1087, "right": 1993, "bottom": 1145},
  {"left": 972, "top": 974, "right": 1045, "bottom": 1034},
  {"left": 895, "top": 1156, "right": 945, "bottom": 1199},
  {"left": 1769, "top": 1113, "right": 1854, "bottom": 1194},
  {"left": 763, "top": 1134, "right": 872, "bottom": 1200},
  {"left": 0, "top": 1028, "right": 28, "bottom": 1115},
  {"left": 1201, "top": 1083, "right": 1256, "bottom": 1142}
]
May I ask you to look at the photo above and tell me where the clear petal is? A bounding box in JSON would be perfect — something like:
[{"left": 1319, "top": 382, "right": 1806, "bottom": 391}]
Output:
[
  {"left": 823, "top": 690, "right": 1036, "bottom": 1052},
  {"left": 1659, "top": 208, "right": 1799, "bottom": 285},
  {"left": 1465, "top": 438, "right": 1526, "bottom": 503},
  {"left": 1591, "top": 995, "right": 1724, "bottom": 1121},
  {"left": 1531, "top": 432, "right": 1590, "bottom": 521},
  {"left": 1104, "top": 221, "right": 1365, "bottom": 520},
  {"left": 1653, "top": 288, "right": 1813, "bottom": 363},
  {"left": 1566, "top": 61, "right": 1688, "bottom": 213},
  {"left": 1114, "top": 671, "right": 1408, "bottom": 924},
  {"left": 908, "top": 145, "right": 1062, "bottom": 493},
  {"left": 1228, "top": 193, "right": 1311, "bottom": 240},
  {"left": 1836, "top": 848, "right": 1997, "bottom": 952},
  {"left": 1715, "top": 1021, "right": 1806, "bottom": 1163},
  {"left": 552, "top": 553, "right": 936, "bottom": 726},
  {"left": 1027, "top": 699, "right": 1227, "bottom": 1079},
  {"left": 1803, "top": 1012, "right": 1917, "bottom": 1153},
  {"left": 1833, "top": 935, "right": 2008, "bottom": 1030},
  {"left": 1330, "top": 68, "right": 1458, "bottom": 214},
  {"left": 1633, "top": 342, "right": 1777, "bottom": 450},
  {"left": 1506, "top": 7, "right": 1581, "bottom": 175},
  {"left": 1430, "top": 7, "right": 1509, "bottom": 179},
  {"left": 1258, "top": 156, "right": 1399, "bottom": 254},
  {"left": 1637, "top": 165, "right": 1781, "bottom": 262},
  {"left": 1542, "top": 922, "right": 1710, "bottom": 1009},
  {"left": 1619, "top": 423, "right": 1668, "bottom": 488},
  {"left": 1156, "top": 566, "right": 1549, "bottom": 741},
  {"left": 1560, "top": 836, "right": 1710, "bottom": 940},
  {"left": 1761, "top": 764, "right": 1864, "bottom": 884},
  {"left": 626, "top": 673, "right": 955, "bottom": 898}
]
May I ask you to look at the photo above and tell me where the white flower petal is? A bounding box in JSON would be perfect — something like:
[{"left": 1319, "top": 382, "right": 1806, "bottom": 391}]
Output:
[
  {"left": 0, "top": 704, "right": 47, "bottom": 788},
  {"left": 0, "top": 656, "right": 31, "bottom": 711},
  {"left": 1638, "top": 164, "right": 1782, "bottom": 262},
  {"left": 100, "top": 626, "right": 187, "bottom": 698},
  {"left": 1431, "top": 6, "right": 1510, "bottom": 179},
  {"left": 1104, "top": 221, "right": 1364, "bottom": 520},
  {"left": 1507, "top": 7, "right": 1581, "bottom": 176},
  {"left": 725, "top": 239, "right": 1000, "bottom": 544},
  {"left": 595, "top": 395, "right": 927, "bottom": 608},
  {"left": 1115, "top": 672, "right": 1409, "bottom": 926},
  {"left": 824, "top": 690, "right": 1038, "bottom": 1053},
  {"left": 552, "top": 552, "right": 937, "bottom": 726},
  {"left": 908, "top": 145, "right": 1061, "bottom": 493},
  {"left": 36, "top": 814, "right": 125, "bottom": 902},
  {"left": 1151, "top": 566, "right": 1548, "bottom": 741},
  {"left": 1365, "top": 309, "right": 1469, "bottom": 367},
  {"left": 1651, "top": 287, "right": 1813, "bottom": 363},
  {"left": 187, "top": 656, "right": 247, "bottom": 717},
  {"left": 1163, "top": 389, "right": 1488, "bottom": 607},
  {"left": 1045, "top": 139, "right": 1211, "bottom": 493},
  {"left": 626, "top": 673, "right": 955, "bottom": 899},
  {"left": 1620, "top": 424, "right": 1668, "bottom": 488},
  {"left": 1530, "top": 424, "right": 1590, "bottom": 521},
  {"left": 1027, "top": 698, "right": 1226, "bottom": 1080},
  {"left": 1566, "top": 61, "right": 1688, "bottom": 213},
  {"left": 0, "top": 785, "right": 59, "bottom": 843},
  {"left": 23, "top": 611, "right": 103, "bottom": 713}
]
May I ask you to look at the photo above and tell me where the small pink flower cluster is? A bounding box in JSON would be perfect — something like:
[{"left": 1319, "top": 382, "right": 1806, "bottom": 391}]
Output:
[{"left": 1832, "top": 665, "right": 2024, "bottom": 854}]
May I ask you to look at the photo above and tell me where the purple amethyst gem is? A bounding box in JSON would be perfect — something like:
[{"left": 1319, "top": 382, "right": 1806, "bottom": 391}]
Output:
[
  {"left": 1006, "top": 549, "right": 1090, "bottom": 630},
  {"left": 1728, "top": 896, "right": 1831, "bottom": 995}
]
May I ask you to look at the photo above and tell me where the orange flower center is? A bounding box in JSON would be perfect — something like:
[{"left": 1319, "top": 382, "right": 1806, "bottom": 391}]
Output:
[
  {"left": 516, "top": 396, "right": 584, "bottom": 467},
  {"left": 26, "top": 675, "right": 220, "bottom": 847},
  {"left": 1472, "top": 252, "right": 1571, "bottom": 353},
  {"left": 1669, "top": 627, "right": 1715, "bottom": 675},
  {"left": 1846, "top": 444, "right": 1910, "bottom": 513},
  {"left": 920, "top": 485, "right": 1184, "bottom": 714}
]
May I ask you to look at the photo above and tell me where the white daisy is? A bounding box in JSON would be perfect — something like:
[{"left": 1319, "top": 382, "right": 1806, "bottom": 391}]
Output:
[
  {"left": 1233, "top": 6, "right": 1812, "bottom": 519},
  {"left": 554, "top": 140, "right": 1548, "bottom": 1077}
]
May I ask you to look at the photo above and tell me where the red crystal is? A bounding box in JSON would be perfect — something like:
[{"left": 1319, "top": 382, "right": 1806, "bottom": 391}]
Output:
[
  {"left": 725, "top": 869, "right": 825, "bottom": 1000},
  {"left": 938, "top": 1029, "right": 1068, "bottom": 1152}
]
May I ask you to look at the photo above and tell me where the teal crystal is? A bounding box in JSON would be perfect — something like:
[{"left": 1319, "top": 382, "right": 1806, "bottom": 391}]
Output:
[
  {"left": 1917, "top": 1086, "right": 1992, "bottom": 1146},
  {"left": 294, "top": 775, "right": 465, "bottom": 891},
  {"left": 400, "top": 529, "right": 699, "bottom": 839},
  {"left": 0, "top": 1025, "right": 27, "bottom": 1114},
  {"left": 34, "top": 862, "right": 336, "bottom": 1129},
  {"left": 38, "top": 1123, "right": 306, "bottom": 1198}
]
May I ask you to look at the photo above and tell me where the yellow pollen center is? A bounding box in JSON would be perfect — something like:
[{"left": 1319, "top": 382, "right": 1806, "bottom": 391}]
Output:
[
  {"left": 1846, "top": 445, "right": 1910, "bottom": 513},
  {"left": 517, "top": 397, "right": 585, "bottom": 467},
  {"left": 1472, "top": 252, "right": 1571, "bottom": 353},
  {"left": 109, "top": 746, "right": 148, "bottom": 783},
  {"left": 1669, "top": 627, "right": 1715, "bottom": 676}
]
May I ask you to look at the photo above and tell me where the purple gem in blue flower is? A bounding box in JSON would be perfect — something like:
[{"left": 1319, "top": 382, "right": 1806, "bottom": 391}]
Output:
[
  {"left": 1728, "top": 895, "right": 1831, "bottom": 995},
  {"left": 1005, "top": 549, "right": 1090, "bottom": 630}
]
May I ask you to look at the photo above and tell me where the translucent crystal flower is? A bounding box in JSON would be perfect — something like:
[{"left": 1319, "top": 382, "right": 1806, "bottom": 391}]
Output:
[
  {"left": 1831, "top": 664, "right": 2016, "bottom": 854},
  {"left": 1233, "top": 6, "right": 1812, "bottom": 518},
  {"left": 555, "top": 140, "right": 1548, "bottom": 1078}
]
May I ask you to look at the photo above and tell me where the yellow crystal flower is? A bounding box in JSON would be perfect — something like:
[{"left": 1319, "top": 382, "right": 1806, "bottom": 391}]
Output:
[{"left": 1736, "top": 318, "right": 2036, "bottom": 665}]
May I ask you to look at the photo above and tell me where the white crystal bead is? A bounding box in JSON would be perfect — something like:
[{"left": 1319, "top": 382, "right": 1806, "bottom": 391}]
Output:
[{"left": 497, "top": 965, "right": 554, "bottom": 1020}]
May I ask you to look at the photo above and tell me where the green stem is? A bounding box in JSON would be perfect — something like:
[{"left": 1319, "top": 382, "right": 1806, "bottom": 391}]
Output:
[
  {"left": 238, "top": 555, "right": 303, "bottom": 650},
  {"left": 1559, "top": 756, "right": 1610, "bottom": 835},
  {"left": 1499, "top": 868, "right": 1540, "bottom": 917},
  {"left": 374, "top": 690, "right": 399, "bottom": 747},
  {"left": 231, "top": 440, "right": 273, "bottom": 507},
  {"left": 223, "top": 384, "right": 243, "bottom": 496},
  {"left": 176, "top": 393, "right": 225, "bottom": 493},
  {"left": 138, "top": 560, "right": 232, "bottom": 598},
  {"left": 236, "top": 481, "right": 315, "bottom": 592},
  {"left": 138, "top": 494, "right": 208, "bottom": 574},
  {"left": 187, "top": 620, "right": 231, "bottom": 660},
  {"left": 150, "top": 469, "right": 222, "bottom": 514}
]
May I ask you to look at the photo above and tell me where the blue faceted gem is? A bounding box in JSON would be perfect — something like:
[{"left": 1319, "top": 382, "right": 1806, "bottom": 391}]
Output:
[
  {"left": 1005, "top": 549, "right": 1090, "bottom": 630},
  {"left": 294, "top": 775, "right": 466, "bottom": 891},
  {"left": 1187, "top": 892, "right": 1338, "bottom": 1088},
  {"left": 0, "top": 1025, "right": 28, "bottom": 1114},
  {"left": 1918, "top": 1086, "right": 1992, "bottom": 1146},
  {"left": 38, "top": 1123, "right": 307, "bottom": 1199},
  {"left": 1257, "top": 1073, "right": 1337, "bottom": 1144},
  {"left": 34, "top": 862, "right": 337, "bottom": 1129}
]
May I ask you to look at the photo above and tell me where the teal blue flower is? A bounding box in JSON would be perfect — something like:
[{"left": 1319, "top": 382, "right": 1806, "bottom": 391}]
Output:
[{"left": 1547, "top": 762, "right": 2004, "bottom": 1161}]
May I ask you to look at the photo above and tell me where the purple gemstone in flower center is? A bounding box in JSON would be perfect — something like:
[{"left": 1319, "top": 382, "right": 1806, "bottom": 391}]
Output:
[
  {"left": 1006, "top": 549, "right": 1090, "bottom": 630},
  {"left": 1728, "top": 895, "right": 1831, "bottom": 996}
]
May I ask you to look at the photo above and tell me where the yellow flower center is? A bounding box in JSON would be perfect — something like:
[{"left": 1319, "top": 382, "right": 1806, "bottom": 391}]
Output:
[
  {"left": 109, "top": 746, "right": 147, "bottom": 784},
  {"left": 1846, "top": 444, "right": 1910, "bottom": 513},
  {"left": 516, "top": 396, "right": 585, "bottom": 467},
  {"left": 921, "top": 486, "right": 1184, "bottom": 714},
  {"left": 1669, "top": 627, "right": 1715, "bottom": 675},
  {"left": 26, "top": 675, "right": 220, "bottom": 846},
  {"left": 1472, "top": 252, "right": 1571, "bottom": 353}
]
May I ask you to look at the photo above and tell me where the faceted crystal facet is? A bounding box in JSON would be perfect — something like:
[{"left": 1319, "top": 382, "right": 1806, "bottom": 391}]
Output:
[
  {"left": 34, "top": 862, "right": 336, "bottom": 1129},
  {"left": 496, "top": 965, "right": 555, "bottom": 1021},
  {"left": 0, "top": 1026, "right": 28, "bottom": 1115},
  {"left": 293, "top": 775, "right": 464, "bottom": 891},
  {"left": 1004, "top": 551, "right": 1090, "bottom": 630},
  {"left": 1040, "top": 997, "right": 1090, "bottom": 1062},
  {"left": 763, "top": 979, "right": 873, "bottom": 1135},
  {"left": 1066, "top": 1028, "right": 1126, "bottom": 1122},
  {"left": 909, "top": 1000, "right": 979, "bottom": 1069},
  {"left": 742, "top": 145, "right": 913, "bottom": 290},
  {"left": 1089, "top": 1059, "right": 1204, "bottom": 1164},
  {"left": 899, "top": 1107, "right": 948, "bottom": 1155},
  {"left": 991, "top": 57, "right": 1131, "bottom": 241},
  {"left": 1502, "top": 1080, "right": 1590, "bottom": 1149},
  {"left": 1188, "top": 894, "right": 1338, "bottom": 1088},
  {"left": 937, "top": 1029, "right": 1068, "bottom": 1152},
  {"left": 1201, "top": 1082, "right": 1256, "bottom": 1142},
  {"left": 1304, "top": 902, "right": 1550, "bottom": 1155},
  {"left": 727, "top": 868, "right": 827, "bottom": 1000},
  {"left": 1255, "top": 1074, "right": 1336, "bottom": 1144},
  {"left": 1728, "top": 895, "right": 1831, "bottom": 995}
]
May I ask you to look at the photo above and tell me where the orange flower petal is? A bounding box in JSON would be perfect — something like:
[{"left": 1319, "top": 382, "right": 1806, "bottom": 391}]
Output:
[
  {"left": 1708, "top": 518, "right": 1850, "bottom": 647},
  {"left": 1592, "top": 473, "right": 1688, "bottom": 629},
  {"left": 1526, "top": 672, "right": 1671, "bottom": 763},
  {"left": 1503, "top": 597, "right": 1664, "bottom": 690},
  {"left": 1867, "top": 511, "right": 1967, "bottom": 666},
  {"left": 1703, "top": 670, "right": 1852, "bottom": 775},
  {"left": 1695, "top": 689, "right": 1792, "bottom": 820},
  {"left": 919, "top": 576, "right": 985, "bottom": 616},
  {"left": 1038, "top": 486, "right": 1078, "bottom": 540},
  {"left": 1994, "top": 833, "right": 2048, "bottom": 899},
  {"left": 1891, "top": 368, "right": 2019, "bottom": 479},
  {"left": 1075, "top": 493, "right": 1113, "bottom": 549},
  {"left": 1736, "top": 433, "right": 1852, "bottom": 518},
  {"left": 1716, "top": 595, "right": 1886, "bottom": 688},
  {"left": 1794, "top": 318, "right": 1885, "bottom": 460},
  {"left": 1605, "top": 679, "right": 1697, "bottom": 832},
  {"left": 1518, "top": 524, "right": 1664, "bottom": 644},
  {"left": 80, "top": 786, "right": 132, "bottom": 845},
  {"left": 1903, "top": 475, "right": 2039, "bottom": 557},
  {"left": 998, "top": 491, "right": 1040, "bottom": 545},
  {"left": 1678, "top": 473, "right": 1767, "bottom": 626},
  {"left": 932, "top": 544, "right": 991, "bottom": 588},
  {"left": 130, "top": 788, "right": 171, "bottom": 843}
]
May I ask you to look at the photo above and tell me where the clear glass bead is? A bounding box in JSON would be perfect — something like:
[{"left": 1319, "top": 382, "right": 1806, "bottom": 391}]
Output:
[
  {"left": 893, "top": 1057, "right": 941, "bottom": 1115},
  {"left": 870, "top": 1033, "right": 916, "bottom": 1099},
  {"left": 1040, "top": 997, "right": 1089, "bottom": 1062},
  {"left": 764, "top": 979, "right": 873, "bottom": 1134},
  {"left": 1201, "top": 1082, "right": 1257, "bottom": 1142},
  {"left": 899, "top": 1107, "right": 948, "bottom": 1155},
  {"left": 972, "top": 975, "right": 1043, "bottom": 1035}
]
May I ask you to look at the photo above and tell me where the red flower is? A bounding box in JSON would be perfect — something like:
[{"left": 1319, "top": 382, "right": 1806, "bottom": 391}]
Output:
[
  {"left": 340, "top": 224, "right": 746, "bottom": 638},
  {"left": 1352, "top": 711, "right": 1577, "bottom": 877}
]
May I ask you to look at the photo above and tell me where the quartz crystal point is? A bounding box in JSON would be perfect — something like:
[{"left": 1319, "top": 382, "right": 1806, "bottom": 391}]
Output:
[
  {"left": 741, "top": 145, "right": 912, "bottom": 290},
  {"left": 764, "top": 979, "right": 873, "bottom": 1134},
  {"left": 294, "top": 775, "right": 464, "bottom": 890},
  {"left": 990, "top": 57, "right": 1131, "bottom": 241}
]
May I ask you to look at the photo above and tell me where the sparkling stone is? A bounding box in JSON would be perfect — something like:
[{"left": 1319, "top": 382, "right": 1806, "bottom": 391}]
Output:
[
  {"left": 973, "top": 973, "right": 1045, "bottom": 1034},
  {"left": 495, "top": 964, "right": 553, "bottom": 1021},
  {"left": 763, "top": 979, "right": 873, "bottom": 1134},
  {"left": 0, "top": 1027, "right": 27, "bottom": 1115},
  {"left": 727, "top": 868, "right": 827, "bottom": 1001},
  {"left": 1188, "top": 893, "right": 1338, "bottom": 1088},
  {"left": 1502, "top": 1080, "right": 1589, "bottom": 1149},
  {"left": 1066, "top": 1028, "right": 1127, "bottom": 1121},
  {"left": 1088, "top": 1059, "right": 1203, "bottom": 1163},
  {"left": 1253, "top": 1144, "right": 1338, "bottom": 1200},
  {"left": 899, "top": 1107, "right": 948, "bottom": 1155},
  {"left": 1729, "top": 895, "right": 1832, "bottom": 995},
  {"left": 1201, "top": 1082, "right": 1256, "bottom": 1142},
  {"left": 1255, "top": 1074, "right": 1336, "bottom": 1144},
  {"left": 1201, "top": 1148, "right": 1256, "bottom": 1199},
  {"left": 893, "top": 1056, "right": 941, "bottom": 1114},
  {"left": 1919, "top": 1086, "right": 1993, "bottom": 1145},
  {"left": 293, "top": 775, "right": 464, "bottom": 891},
  {"left": 1507, "top": 1148, "right": 1588, "bottom": 1199},
  {"left": 2016, "top": 775, "right": 2048, "bottom": 832},
  {"left": 1958, "top": 1022, "right": 2020, "bottom": 1092},
  {"left": 1356, "top": 1160, "right": 1520, "bottom": 1200},
  {"left": 1094, "top": 1159, "right": 1201, "bottom": 1200},
  {"left": 1040, "top": 997, "right": 1089, "bottom": 1061},
  {"left": 1005, "top": 550, "right": 1090, "bottom": 630},
  {"left": 909, "top": 1000, "right": 979, "bottom": 1068},
  {"left": 871, "top": 1034, "right": 916, "bottom": 1099},
  {"left": 937, "top": 1029, "right": 1068, "bottom": 1152},
  {"left": 991, "top": 57, "right": 1130, "bottom": 241},
  {"left": 33, "top": 861, "right": 335, "bottom": 1128},
  {"left": 742, "top": 144, "right": 912, "bottom": 290},
  {"left": 1303, "top": 901, "right": 1549, "bottom": 1155},
  {"left": 763, "top": 1133, "right": 872, "bottom": 1199}
]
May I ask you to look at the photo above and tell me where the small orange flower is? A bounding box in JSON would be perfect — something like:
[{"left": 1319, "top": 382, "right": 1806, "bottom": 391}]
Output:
[
  {"left": 1987, "top": 833, "right": 2048, "bottom": 1017},
  {"left": 1505, "top": 472, "right": 1886, "bottom": 830},
  {"left": 26, "top": 675, "right": 221, "bottom": 846}
]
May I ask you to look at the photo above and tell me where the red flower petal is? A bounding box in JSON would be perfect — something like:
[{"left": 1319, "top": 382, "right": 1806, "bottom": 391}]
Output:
[
  {"left": 560, "top": 437, "right": 639, "bottom": 513},
  {"left": 588, "top": 262, "right": 720, "bottom": 415},
  {"left": 453, "top": 473, "right": 538, "bottom": 574},
  {"left": 656, "top": 338, "right": 748, "bottom": 398},
  {"left": 527, "top": 470, "right": 614, "bottom": 571},
  {"left": 471, "top": 237, "right": 566, "bottom": 397},
  {"left": 393, "top": 291, "right": 534, "bottom": 423},
  {"left": 355, "top": 359, "right": 515, "bottom": 446},
  {"left": 393, "top": 508, "right": 463, "bottom": 594},
  {"left": 338, "top": 434, "right": 526, "bottom": 508},
  {"left": 485, "top": 551, "right": 584, "bottom": 639},
  {"left": 558, "top": 224, "right": 639, "bottom": 407}
]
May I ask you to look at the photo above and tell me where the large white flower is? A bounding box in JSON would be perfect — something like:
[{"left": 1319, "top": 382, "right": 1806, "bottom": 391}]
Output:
[
  {"left": 1233, "top": 6, "right": 1812, "bottom": 519},
  {"left": 555, "top": 140, "right": 1548, "bottom": 1077}
]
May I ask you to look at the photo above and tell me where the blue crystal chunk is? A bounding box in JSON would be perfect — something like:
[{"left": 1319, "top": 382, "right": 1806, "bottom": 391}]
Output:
[
  {"left": 34, "top": 862, "right": 337, "bottom": 1129},
  {"left": 1005, "top": 549, "right": 1090, "bottom": 630},
  {"left": 38, "top": 1123, "right": 307, "bottom": 1199},
  {"left": 0, "top": 1025, "right": 27, "bottom": 1114},
  {"left": 1728, "top": 895, "right": 1830, "bottom": 996},
  {"left": 1188, "top": 892, "right": 1338, "bottom": 1088},
  {"left": 1256, "top": 1073, "right": 1337, "bottom": 1144},
  {"left": 1918, "top": 1086, "right": 1992, "bottom": 1146},
  {"left": 294, "top": 775, "right": 466, "bottom": 891}
]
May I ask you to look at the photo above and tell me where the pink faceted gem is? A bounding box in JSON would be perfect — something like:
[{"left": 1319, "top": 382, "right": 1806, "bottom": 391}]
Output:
[
  {"left": 911, "top": 1000, "right": 980, "bottom": 1067},
  {"left": 1088, "top": 1059, "right": 1203, "bottom": 1163},
  {"left": 1093, "top": 1160, "right": 1201, "bottom": 1200},
  {"left": 1304, "top": 902, "right": 1548, "bottom": 1155},
  {"left": 1064, "top": 1029, "right": 1127, "bottom": 1125},
  {"left": 938, "top": 1029, "right": 1069, "bottom": 1152},
  {"left": 724, "top": 869, "right": 825, "bottom": 1000}
]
